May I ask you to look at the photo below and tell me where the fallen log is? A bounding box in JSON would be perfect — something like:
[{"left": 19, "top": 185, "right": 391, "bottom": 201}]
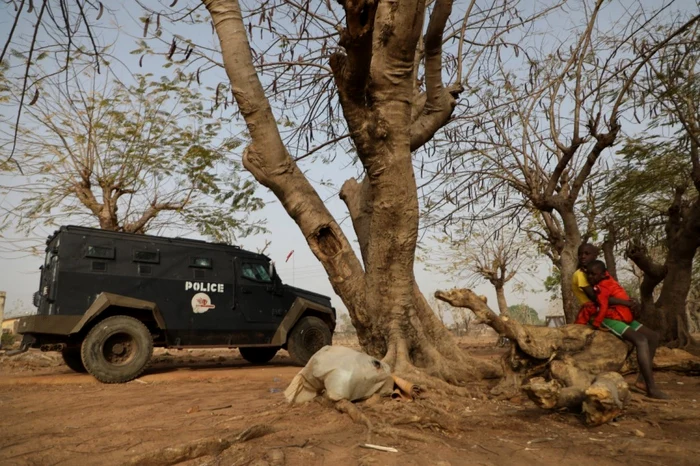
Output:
[{"left": 435, "top": 288, "right": 699, "bottom": 425}]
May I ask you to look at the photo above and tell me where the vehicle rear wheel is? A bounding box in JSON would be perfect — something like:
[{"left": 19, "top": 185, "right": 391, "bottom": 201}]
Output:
[
  {"left": 239, "top": 346, "right": 280, "bottom": 364},
  {"left": 287, "top": 316, "right": 332, "bottom": 366},
  {"left": 81, "top": 315, "right": 153, "bottom": 384},
  {"left": 61, "top": 347, "right": 87, "bottom": 373}
]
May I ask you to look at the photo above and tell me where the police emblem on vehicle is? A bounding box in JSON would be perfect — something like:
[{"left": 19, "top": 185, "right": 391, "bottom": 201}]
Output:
[{"left": 191, "top": 293, "right": 215, "bottom": 313}]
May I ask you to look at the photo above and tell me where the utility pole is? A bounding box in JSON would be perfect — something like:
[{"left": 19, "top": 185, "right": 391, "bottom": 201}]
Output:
[{"left": 0, "top": 291, "right": 5, "bottom": 349}]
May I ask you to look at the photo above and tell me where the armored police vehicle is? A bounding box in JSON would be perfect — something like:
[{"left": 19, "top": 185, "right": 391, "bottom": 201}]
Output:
[{"left": 15, "top": 226, "right": 335, "bottom": 383}]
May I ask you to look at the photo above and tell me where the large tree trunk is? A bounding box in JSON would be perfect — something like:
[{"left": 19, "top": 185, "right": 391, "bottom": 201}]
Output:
[
  {"left": 601, "top": 229, "right": 618, "bottom": 280},
  {"left": 495, "top": 285, "right": 508, "bottom": 315},
  {"left": 204, "top": 0, "right": 499, "bottom": 385},
  {"left": 340, "top": 177, "right": 500, "bottom": 381},
  {"left": 540, "top": 206, "right": 582, "bottom": 323},
  {"left": 628, "top": 196, "right": 700, "bottom": 346},
  {"left": 559, "top": 241, "right": 580, "bottom": 323},
  {"left": 654, "top": 197, "right": 700, "bottom": 346},
  {"left": 655, "top": 247, "right": 697, "bottom": 346}
]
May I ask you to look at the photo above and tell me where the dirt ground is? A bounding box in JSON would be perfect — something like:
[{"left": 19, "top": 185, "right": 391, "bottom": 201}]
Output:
[{"left": 1, "top": 336, "right": 699, "bottom": 466}]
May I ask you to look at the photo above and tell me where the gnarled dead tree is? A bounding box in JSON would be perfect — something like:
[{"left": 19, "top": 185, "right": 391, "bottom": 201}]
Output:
[{"left": 435, "top": 287, "right": 700, "bottom": 425}]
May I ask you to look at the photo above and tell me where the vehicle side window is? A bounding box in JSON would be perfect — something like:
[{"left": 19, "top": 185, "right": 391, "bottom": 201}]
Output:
[
  {"left": 85, "top": 245, "right": 115, "bottom": 259},
  {"left": 241, "top": 265, "right": 256, "bottom": 280},
  {"left": 190, "top": 257, "right": 212, "bottom": 268},
  {"left": 133, "top": 250, "right": 159, "bottom": 264},
  {"left": 241, "top": 263, "right": 272, "bottom": 282}
]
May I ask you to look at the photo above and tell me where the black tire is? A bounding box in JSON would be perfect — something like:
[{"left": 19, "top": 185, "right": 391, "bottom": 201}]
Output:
[
  {"left": 81, "top": 315, "right": 153, "bottom": 384},
  {"left": 287, "top": 316, "right": 332, "bottom": 366},
  {"left": 61, "top": 347, "right": 87, "bottom": 373},
  {"left": 239, "top": 346, "right": 280, "bottom": 365}
]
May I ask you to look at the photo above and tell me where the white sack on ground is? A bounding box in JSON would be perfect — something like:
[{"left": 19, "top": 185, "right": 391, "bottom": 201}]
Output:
[{"left": 284, "top": 346, "right": 395, "bottom": 403}]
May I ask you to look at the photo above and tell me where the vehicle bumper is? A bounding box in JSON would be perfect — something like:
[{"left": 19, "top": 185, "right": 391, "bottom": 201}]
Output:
[{"left": 17, "top": 315, "right": 82, "bottom": 335}]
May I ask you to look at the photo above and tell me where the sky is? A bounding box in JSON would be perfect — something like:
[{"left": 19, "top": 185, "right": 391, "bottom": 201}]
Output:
[{"left": 0, "top": 0, "right": 695, "bottom": 319}]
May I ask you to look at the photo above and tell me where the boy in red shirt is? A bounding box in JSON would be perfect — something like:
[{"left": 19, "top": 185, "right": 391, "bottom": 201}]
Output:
[
  {"left": 571, "top": 244, "right": 636, "bottom": 323},
  {"left": 581, "top": 260, "right": 668, "bottom": 399}
]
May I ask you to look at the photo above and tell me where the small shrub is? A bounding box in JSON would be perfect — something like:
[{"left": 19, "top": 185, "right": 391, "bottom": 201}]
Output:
[{"left": 1, "top": 332, "right": 17, "bottom": 347}]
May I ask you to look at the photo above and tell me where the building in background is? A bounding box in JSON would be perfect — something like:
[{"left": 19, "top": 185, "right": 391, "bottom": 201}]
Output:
[
  {"left": 2, "top": 318, "right": 20, "bottom": 335},
  {"left": 545, "top": 298, "right": 566, "bottom": 327}
]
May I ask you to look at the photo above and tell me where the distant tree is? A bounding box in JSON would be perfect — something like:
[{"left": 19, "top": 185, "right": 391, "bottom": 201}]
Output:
[
  {"left": 338, "top": 313, "right": 356, "bottom": 335},
  {"left": 543, "top": 268, "right": 562, "bottom": 301},
  {"left": 424, "top": 221, "right": 533, "bottom": 316},
  {"left": 507, "top": 304, "right": 542, "bottom": 326},
  {"left": 6, "top": 298, "right": 32, "bottom": 318},
  {"left": 451, "top": 307, "right": 474, "bottom": 336},
  {"left": 0, "top": 68, "right": 263, "bottom": 248}
]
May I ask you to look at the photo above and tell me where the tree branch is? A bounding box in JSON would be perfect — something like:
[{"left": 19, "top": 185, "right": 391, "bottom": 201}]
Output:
[
  {"left": 203, "top": 0, "right": 369, "bottom": 322},
  {"left": 626, "top": 242, "right": 667, "bottom": 283},
  {"left": 569, "top": 119, "right": 620, "bottom": 200},
  {"left": 329, "top": 0, "right": 378, "bottom": 142},
  {"left": 339, "top": 176, "right": 372, "bottom": 262},
  {"left": 409, "top": 0, "right": 463, "bottom": 152}
]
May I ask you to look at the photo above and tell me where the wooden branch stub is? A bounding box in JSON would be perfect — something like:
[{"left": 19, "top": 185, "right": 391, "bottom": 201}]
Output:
[{"left": 582, "top": 372, "right": 630, "bottom": 426}]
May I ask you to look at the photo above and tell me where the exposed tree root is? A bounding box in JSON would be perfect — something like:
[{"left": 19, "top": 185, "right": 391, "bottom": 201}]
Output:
[
  {"left": 391, "top": 363, "right": 474, "bottom": 398},
  {"left": 124, "top": 424, "right": 275, "bottom": 466},
  {"left": 334, "top": 399, "right": 373, "bottom": 432},
  {"left": 333, "top": 398, "right": 453, "bottom": 447},
  {"left": 374, "top": 425, "right": 443, "bottom": 444},
  {"left": 369, "top": 399, "right": 458, "bottom": 433},
  {"left": 668, "top": 334, "right": 700, "bottom": 357},
  {"left": 379, "top": 329, "right": 499, "bottom": 399}
]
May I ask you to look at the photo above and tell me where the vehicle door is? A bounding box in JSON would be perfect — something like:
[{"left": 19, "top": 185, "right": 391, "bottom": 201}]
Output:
[
  {"left": 183, "top": 252, "right": 238, "bottom": 345},
  {"left": 235, "top": 259, "right": 287, "bottom": 326}
]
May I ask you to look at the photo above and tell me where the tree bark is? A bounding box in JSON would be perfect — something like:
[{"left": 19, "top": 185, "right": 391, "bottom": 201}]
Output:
[
  {"left": 559, "top": 242, "right": 580, "bottom": 323},
  {"left": 601, "top": 229, "right": 617, "bottom": 280},
  {"left": 655, "top": 242, "right": 697, "bottom": 346},
  {"left": 495, "top": 285, "right": 508, "bottom": 316},
  {"left": 539, "top": 202, "right": 582, "bottom": 323},
  {"left": 203, "top": 0, "right": 369, "bottom": 328}
]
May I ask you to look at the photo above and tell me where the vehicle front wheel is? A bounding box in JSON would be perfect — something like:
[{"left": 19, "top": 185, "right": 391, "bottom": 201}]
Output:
[
  {"left": 287, "top": 316, "right": 332, "bottom": 366},
  {"left": 239, "top": 346, "right": 280, "bottom": 365},
  {"left": 81, "top": 316, "right": 153, "bottom": 383},
  {"left": 61, "top": 347, "right": 87, "bottom": 373}
]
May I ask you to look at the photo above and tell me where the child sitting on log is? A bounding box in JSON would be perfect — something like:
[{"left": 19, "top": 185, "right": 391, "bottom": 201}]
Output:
[{"left": 577, "top": 260, "right": 668, "bottom": 399}]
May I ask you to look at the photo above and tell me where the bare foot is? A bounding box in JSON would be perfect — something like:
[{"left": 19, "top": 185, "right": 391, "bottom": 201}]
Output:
[
  {"left": 634, "top": 380, "right": 646, "bottom": 392},
  {"left": 646, "top": 388, "right": 670, "bottom": 400}
]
